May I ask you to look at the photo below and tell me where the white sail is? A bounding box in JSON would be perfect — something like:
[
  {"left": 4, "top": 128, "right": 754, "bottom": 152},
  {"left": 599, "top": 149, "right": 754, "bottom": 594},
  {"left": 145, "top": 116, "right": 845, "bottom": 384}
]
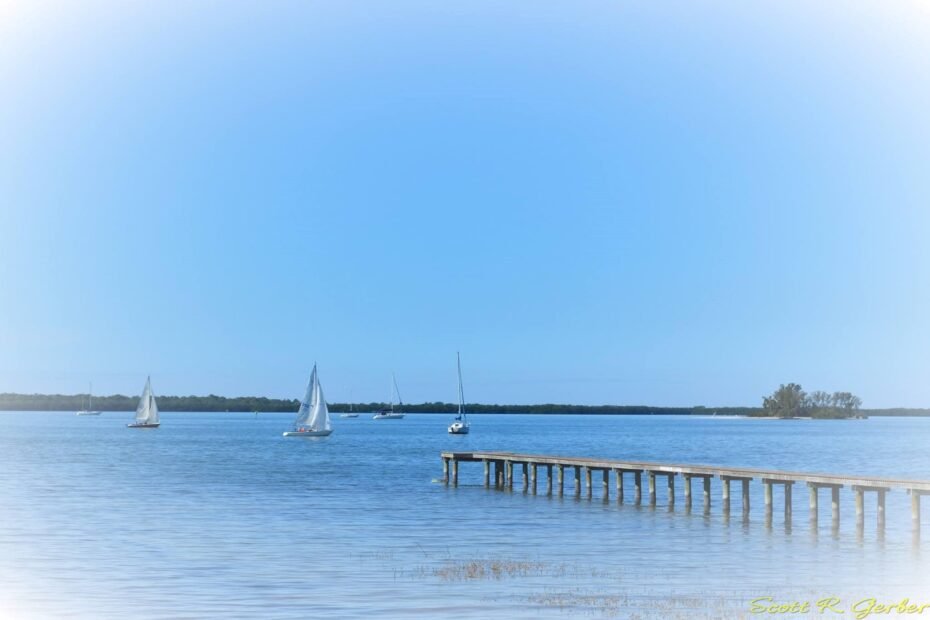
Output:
[
  {"left": 134, "top": 377, "right": 159, "bottom": 425},
  {"left": 294, "top": 365, "right": 331, "bottom": 432},
  {"left": 293, "top": 367, "right": 316, "bottom": 427},
  {"left": 307, "top": 371, "right": 331, "bottom": 432}
]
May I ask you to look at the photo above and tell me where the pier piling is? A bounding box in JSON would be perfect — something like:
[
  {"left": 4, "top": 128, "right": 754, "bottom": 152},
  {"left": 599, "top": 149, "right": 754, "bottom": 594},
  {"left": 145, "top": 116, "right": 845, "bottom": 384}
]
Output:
[
  {"left": 763, "top": 479, "right": 794, "bottom": 521},
  {"left": 878, "top": 489, "right": 886, "bottom": 527},
  {"left": 720, "top": 475, "right": 751, "bottom": 514},
  {"left": 912, "top": 491, "right": 923, "bottom": 525},
  {"left": 785, "top": 482, "right": 793, "bottom": 520},
  {"left": 808, "top": 483, "right": 818, "bottom": 524},
  {"left": 855, "top": 488, "right": 864, "bottom": 526}
]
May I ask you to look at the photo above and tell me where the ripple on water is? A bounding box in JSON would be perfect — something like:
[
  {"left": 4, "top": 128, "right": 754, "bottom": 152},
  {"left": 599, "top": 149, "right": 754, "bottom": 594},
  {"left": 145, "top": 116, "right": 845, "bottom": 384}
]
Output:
[{"left": 0, "top": 412, "right": 928, "bottom": 619}]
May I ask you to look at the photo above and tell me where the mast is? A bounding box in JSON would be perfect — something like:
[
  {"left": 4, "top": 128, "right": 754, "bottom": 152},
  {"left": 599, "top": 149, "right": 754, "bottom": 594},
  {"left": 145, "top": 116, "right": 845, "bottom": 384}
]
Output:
[
  {"left": 388, "top": 373, "right": 404, "bottom": 414},
  {"left": 89, "top": 382, "right": 93, "bottom": 410},
  {"left": 457, "top": 352, "right": 465, "bottom": 419}
]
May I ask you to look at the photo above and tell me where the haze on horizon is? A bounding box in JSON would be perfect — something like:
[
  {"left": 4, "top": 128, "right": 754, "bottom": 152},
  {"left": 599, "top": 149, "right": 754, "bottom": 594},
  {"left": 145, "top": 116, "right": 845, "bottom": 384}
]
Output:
[{"left": 1, "top": 2, "right": 929, "bottom": 408}]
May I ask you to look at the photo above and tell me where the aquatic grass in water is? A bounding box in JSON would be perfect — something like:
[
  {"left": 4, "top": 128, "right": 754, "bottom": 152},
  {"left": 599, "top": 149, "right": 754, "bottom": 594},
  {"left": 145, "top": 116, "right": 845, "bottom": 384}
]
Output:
[
  {"left": 434, "top": 559, "right": 550, "bottom": 581},
  {"left": 426, "top": 557, "right": 616, "bottom": 581}
]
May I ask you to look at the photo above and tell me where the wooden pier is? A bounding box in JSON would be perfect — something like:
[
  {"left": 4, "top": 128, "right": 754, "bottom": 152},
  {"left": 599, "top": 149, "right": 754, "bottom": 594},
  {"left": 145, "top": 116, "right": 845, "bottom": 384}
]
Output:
[{"left": 440, "top": 451, "right": 930, "bottom": 532}]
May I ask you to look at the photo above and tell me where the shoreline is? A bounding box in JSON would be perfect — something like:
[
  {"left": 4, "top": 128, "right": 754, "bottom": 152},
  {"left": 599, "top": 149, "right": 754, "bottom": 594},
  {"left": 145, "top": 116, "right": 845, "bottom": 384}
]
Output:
[{"left": 0, "top": 410, "right": 920, "bottom": 417}]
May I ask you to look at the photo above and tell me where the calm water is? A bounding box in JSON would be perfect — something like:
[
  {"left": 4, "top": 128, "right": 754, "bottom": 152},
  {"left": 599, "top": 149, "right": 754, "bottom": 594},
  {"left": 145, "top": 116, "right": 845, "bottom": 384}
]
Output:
[{"left": 1, "top": 412, "right": 928, "bottom": 619}]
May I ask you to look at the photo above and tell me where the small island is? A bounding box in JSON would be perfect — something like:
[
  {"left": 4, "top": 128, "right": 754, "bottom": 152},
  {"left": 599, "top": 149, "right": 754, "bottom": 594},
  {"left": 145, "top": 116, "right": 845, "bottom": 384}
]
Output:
[{"left": 752, "top": 383, "right": 865, "bottom": 419}]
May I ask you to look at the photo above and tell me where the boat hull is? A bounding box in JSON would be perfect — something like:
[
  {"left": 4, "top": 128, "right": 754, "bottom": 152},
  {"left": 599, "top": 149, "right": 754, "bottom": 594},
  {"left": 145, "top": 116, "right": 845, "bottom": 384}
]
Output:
[
  {"left": 448, "top": 423, "right": 469, "bottom": 434},
  {"left": 372, "top": 414, "right": 405, "bottom": 420},
  {"left": 283, "top": 429, "right": 333, "bottom": 437},
  {"left": 339, "top": 414, "right": 359, "bottom": 418},
  {"left": 76, "top": 411, "right": 102, "bottom": 416},
  {"left": 127, "top": 423, "right": 160, "bottom": 428}
]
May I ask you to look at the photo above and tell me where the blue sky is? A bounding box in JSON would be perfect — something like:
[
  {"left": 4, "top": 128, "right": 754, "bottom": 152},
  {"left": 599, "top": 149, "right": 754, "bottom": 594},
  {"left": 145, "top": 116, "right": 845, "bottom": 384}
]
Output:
[{"left": 1, "top": 2, "right": 928, "bottom": 407}]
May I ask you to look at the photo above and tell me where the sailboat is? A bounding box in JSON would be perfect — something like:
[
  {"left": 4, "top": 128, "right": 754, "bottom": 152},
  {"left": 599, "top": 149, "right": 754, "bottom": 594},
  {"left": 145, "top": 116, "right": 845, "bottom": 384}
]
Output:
[
  {"left": 76, "top": 382, "right": 101, "bottom": 416},
  {"left": 372, "top": 373, "right": 405, "bottom": 420},
  {"left": 127, "top": 377, "right": 160, "bottom": 428},
  {"left": 340, "top": 391, "right": 359, "bottom": 418},
  {"left": 283, "top": 365, "right": 334, "bottom": 437},
  {"left": 448, "top": 352, "right": 470, "bottom": 434}
]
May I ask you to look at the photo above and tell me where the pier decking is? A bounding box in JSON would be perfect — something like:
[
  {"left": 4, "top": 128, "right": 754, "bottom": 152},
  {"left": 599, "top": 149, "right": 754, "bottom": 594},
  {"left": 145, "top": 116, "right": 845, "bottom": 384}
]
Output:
[{"left": 440, "top": 451, "right": 930, "bottom": 531}]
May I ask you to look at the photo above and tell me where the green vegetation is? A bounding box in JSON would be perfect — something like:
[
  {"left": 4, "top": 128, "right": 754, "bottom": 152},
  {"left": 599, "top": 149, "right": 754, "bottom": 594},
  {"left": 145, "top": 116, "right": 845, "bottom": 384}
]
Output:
[
  {"left": 761, "top": 383, "right": 806, "bottom": 418},
  {"left": 1, "top": 391, "right": 923, "bottom": 416},
  {"left": 0, "top": 392, "right": 301, "bottom": 412},
  {"left": 757, "top": 384, "right": 864, "bottom": 419},
  {"left": 0, "top": 392, "right": 755, "bottom": 414}
]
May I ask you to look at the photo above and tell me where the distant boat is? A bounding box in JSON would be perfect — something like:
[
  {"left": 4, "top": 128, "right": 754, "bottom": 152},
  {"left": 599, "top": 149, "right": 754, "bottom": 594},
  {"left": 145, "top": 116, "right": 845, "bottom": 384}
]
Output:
[
  {"left": 283, "top": 365, "right": 333, "bottom": 437},
  {"left": 340, "top": 392, "right": 359, "bottom": 418},
  {"left": 448, "top": 352, "right": 470, "bottom": 435},
  {"left": 372, "top": 373, "right": 405, "bottom": 420},
  {"left": 76, "top": 382, "right": 101, "bottom": 416},
  {"left": 127, "top": 377, "right": 160, "bottom": 428}
]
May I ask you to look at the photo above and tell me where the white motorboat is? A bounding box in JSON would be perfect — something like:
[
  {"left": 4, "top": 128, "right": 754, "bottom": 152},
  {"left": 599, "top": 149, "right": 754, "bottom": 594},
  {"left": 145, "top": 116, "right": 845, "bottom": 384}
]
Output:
[
  {"left": 127, "top": 377, "right": 160, "bottom": 428},
  {"left": 283, "top": 364, "right": 334, "bottom": 437},
  {"left": 448, "top": 352, "right": 470, "bottom": 434}
]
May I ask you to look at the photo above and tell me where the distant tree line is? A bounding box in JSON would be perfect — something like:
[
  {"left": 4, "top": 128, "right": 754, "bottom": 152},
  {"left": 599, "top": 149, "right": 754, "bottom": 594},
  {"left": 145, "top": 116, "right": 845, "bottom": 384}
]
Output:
[
  {"left": 0, "top": 392, "right": 753, "bottom": 415},
  {"left": 864, "top": 408, "right": 930, "bottom": 417},
  {"left": 756, "top": 383, "right": 865, "bottom": 419},
  {"left": 1, "top": 391, "right": 923, "bottom": 416},
  {"left": 0, "top": 393, "right": 302, "bottom": 412}
]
